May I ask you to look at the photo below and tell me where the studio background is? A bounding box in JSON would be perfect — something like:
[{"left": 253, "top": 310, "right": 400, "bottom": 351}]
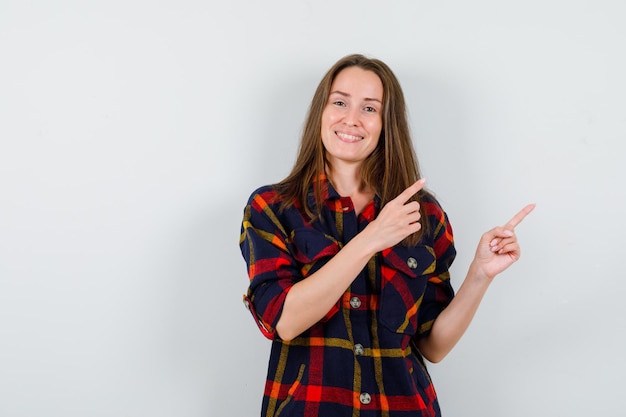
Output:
[{"left": 1, "top": 1, "right": 624, "bottom": 416}]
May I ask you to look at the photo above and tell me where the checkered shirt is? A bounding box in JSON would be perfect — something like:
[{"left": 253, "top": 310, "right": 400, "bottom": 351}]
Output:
[{"left": 240, "top": 177, "right": 456, "bottom": 417}]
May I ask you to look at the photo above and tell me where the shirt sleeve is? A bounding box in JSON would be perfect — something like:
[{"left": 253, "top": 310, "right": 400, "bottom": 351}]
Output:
[
  {"left": 415, "top": 198, "right": 456, "bottom": 339},
  {"left": 239, "top": 190, "right": 298, "bottom": 340}
]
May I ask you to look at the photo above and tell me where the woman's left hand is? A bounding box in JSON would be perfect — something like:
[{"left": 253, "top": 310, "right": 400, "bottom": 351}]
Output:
[{"left": 472, "top": 204, "right": 535, "bottom": 280}]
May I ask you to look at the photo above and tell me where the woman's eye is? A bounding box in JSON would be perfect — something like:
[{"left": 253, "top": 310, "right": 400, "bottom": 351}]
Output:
[
  {"left": 364, "top": 106, "right": 377, "bottom": 112},
  {"left": 333, "top": 100, "right": 346, "bottom": 106}
]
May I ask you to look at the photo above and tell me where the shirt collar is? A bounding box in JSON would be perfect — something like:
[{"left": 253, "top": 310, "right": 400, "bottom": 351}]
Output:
[{"left": 307, "top": 173, "right": 381, "bottom": 219}]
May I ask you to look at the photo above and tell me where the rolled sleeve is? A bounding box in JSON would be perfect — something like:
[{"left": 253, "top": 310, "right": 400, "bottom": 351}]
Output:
[{"left": 240, "top": 191, "right": 301, "bottom": 340}]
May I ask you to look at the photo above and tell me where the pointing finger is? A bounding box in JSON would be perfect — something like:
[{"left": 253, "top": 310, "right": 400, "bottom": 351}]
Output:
[
  {"left": 505, "top": 204, "right": 536, "bottom": 229},
  {"left": 396, "top": 178, "right": 426, "bottom": 204}
]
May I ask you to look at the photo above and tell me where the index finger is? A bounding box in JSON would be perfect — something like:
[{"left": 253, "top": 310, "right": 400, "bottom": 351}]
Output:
[
  {"left": 396, "top": 178, "right": 426, "bottom": 204},
  {"left": 505, "top": 203, "right": 536, "bottom": 229}
]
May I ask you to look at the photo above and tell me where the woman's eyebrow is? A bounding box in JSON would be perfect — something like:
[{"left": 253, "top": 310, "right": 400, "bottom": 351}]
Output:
[{"left": 330, "top": 90, "right": 382, "bottom": 103}]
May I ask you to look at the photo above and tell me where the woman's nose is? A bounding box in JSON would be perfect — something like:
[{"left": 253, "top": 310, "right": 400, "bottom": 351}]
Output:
[{"left": 344, "top": 108, "right": 360, "bottom": 126}]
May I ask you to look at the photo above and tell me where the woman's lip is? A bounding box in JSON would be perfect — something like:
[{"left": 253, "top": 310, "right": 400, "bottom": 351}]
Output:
[{"left": 335, "top": 131, "right": 363, "bottom": 142}]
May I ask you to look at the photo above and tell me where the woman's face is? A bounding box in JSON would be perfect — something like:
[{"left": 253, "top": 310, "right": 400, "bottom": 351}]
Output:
[{"left": 321, "top": 66, "right": 383, "bottom": 170}]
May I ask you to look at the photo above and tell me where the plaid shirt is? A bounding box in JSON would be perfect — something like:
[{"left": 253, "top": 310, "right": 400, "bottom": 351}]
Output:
[{"left": 240, "top": 177, "right": 456, "bottom": 417}]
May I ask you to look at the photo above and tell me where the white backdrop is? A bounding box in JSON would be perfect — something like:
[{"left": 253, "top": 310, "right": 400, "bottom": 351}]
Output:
[{"left": 1, "top": 1, "right": 625, "bottom": 416}]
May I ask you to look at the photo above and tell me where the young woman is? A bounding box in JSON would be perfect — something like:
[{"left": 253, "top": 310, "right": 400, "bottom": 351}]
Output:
[{"left": 240, "top": 54, "right": 534, "bottom": 417}]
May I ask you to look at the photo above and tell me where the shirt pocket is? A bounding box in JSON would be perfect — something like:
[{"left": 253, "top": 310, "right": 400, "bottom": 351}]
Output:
[
  {"left": 274, "top": 364, "right": 306, "bottom": 417},
  {"left": 379, "top": 245, "right": 436, "bottom": 335},
  {"left": 289, "top": 227, "right": 340, "bottom": 277}
]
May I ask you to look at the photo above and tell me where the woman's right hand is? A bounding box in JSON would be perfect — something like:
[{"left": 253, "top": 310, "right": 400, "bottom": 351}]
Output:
[{"left": 363, "top": 179, "right": 426, "bottom": 253}]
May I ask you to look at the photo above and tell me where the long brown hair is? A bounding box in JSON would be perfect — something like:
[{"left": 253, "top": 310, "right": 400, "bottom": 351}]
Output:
[{"left": 277, "top": 54, "right": 430, "bottom": 245}]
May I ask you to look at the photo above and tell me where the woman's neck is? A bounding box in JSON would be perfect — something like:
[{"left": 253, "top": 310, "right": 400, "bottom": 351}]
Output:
[{"left": 326, "top": 164, "right": 374, "bottom": 214}]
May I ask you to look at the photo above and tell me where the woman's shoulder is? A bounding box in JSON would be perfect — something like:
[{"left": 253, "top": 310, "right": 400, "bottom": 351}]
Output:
[
  {"left": 420, "top": 190, "right": 445, "bottom": 214},
  {"left": 243, "top": 183, "right": 309, "bottom": 234},
  {"left": 420, "top": 190, "right": 453, "bottom": 230},
  {"left": 247, "top": 183, "right": 280, "bottom": 201},
  {"left": 245, "top": 184, "right": 290, "bottom": 212}
]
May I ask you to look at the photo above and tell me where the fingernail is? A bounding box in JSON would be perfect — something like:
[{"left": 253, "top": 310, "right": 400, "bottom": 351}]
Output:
[{"left": 503, "top": 230, "right": 514, "bottom": 237}]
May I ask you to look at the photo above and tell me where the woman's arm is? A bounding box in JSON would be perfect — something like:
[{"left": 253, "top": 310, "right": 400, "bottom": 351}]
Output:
[{"left": 417, "top": 204, "right": 535, "bottom": 363}]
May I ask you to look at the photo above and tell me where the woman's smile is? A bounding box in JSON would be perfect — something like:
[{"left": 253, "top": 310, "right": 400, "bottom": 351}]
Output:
[{"left": 335, "top": 131, "right": 364, "bottom": 143}]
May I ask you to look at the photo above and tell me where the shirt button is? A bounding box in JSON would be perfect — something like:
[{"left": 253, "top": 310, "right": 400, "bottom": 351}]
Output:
[
  {"left": 349, "top": 296, "right": 362, "bottom": 309},
  {"left": 359, "top": 392, "right": 371, "bottom": 405},
  {"left": 354, "top": 344, "right": 364, "bottom": 355},
  {"left": 407, "top": 257, "right": 418, "bottom": 269}
]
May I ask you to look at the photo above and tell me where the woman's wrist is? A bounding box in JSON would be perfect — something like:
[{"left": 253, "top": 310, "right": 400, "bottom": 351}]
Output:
[{"left": 467, "top": 260, "right": 496, "bottom": 285}]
